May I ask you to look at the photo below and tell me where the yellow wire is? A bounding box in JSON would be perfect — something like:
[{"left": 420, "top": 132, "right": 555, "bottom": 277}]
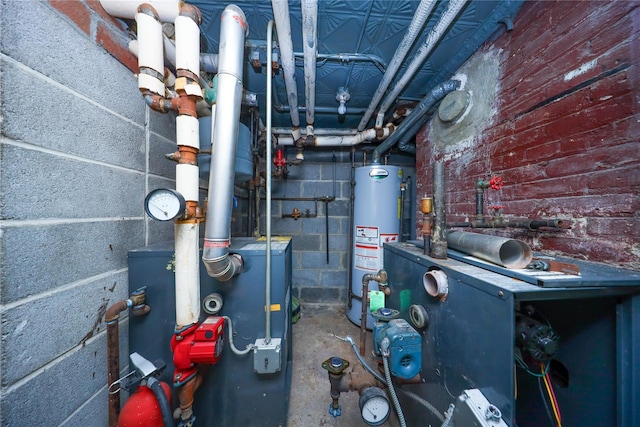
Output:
[{"left": 542, "top": 370, "right": 562, "bottom": 427}]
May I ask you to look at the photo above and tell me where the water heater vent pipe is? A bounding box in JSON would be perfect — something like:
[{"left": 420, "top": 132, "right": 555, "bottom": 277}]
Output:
[{"left": 202, "top": 5, "right": 247, "bottom": 281}]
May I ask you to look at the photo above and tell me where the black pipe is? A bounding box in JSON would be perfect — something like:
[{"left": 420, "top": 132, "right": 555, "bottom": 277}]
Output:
[
  {"left": 449, "top": 219, "right": 566, "bottom": 230},
  {"left": 347, "top": 148, "right": 356, "bottom": 309},
  {"left": 371, "top": 80, "right": 460, "bottom": 164},
  {"left": 146, "top": 376, "right": 173, "bottom": 427}
]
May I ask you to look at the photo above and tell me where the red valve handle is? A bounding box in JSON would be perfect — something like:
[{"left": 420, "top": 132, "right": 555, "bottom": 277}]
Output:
[
  {"left": 273, "top": 148, "right": 286, "bottom": 168},
  {"left": 489, "top": 176, "right": 503, "bottom": 190}
]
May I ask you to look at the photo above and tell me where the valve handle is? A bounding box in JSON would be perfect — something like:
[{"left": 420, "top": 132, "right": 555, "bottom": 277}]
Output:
[
  {"left": 329, "top": 403, "right": 342, "bottom": 418},
  {"left": 489, "top": 176, "right": 503, "bottom": 190}
]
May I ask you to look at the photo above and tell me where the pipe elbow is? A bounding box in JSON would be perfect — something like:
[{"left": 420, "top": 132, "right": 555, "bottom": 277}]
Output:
[
  {"left": 179, "top": 3, "right": 202, "bottom": 24},
  {"left": 143, "top": 94, "right": 173, "bottom": 113},
  {"left": 105, "top": 300, "right": 129, "bottom": 323},
  {"left": 203, "top": 252, "right": 243, "bottom": 281},
  {"left": 136, "top": 3, "right": 159, "bottom": 19}
]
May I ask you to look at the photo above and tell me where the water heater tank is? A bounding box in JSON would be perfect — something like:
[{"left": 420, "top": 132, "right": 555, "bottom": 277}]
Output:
[{"left": 348, "top": 165, "right": 402, "bottom": 328}]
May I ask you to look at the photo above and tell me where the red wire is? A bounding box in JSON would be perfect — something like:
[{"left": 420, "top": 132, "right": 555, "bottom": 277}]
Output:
[{"left": 545, "top": 370, "right": 562, "bottom": 423}]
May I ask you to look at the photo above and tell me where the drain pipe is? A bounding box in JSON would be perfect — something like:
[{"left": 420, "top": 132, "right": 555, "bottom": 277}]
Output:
[
  {"left": 202, "top": 5, "right": 248, "bottom": 281},
  {"left": 271, "top": 0, "right": 301, "bottom": 142},
  {"left": 375, "top": 0, "right": 468, "bottom": 128},
  {"left": 430, "top": 161, "right": 447, "bottom": 259},
  {"left": 105, "top": 288, "right": 151, "bottom": 427},
  {"left": 300, "top": 0, "right": 318, "bottom": 155},
  {"left": 357, "top": 0, "right": 438, "bottom": 131},
  {"left": 371, "top": 80, "right": 460, "bottom": 164}
]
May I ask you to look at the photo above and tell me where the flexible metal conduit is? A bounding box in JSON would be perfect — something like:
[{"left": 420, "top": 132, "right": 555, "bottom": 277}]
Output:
[
  {"left": 271, "top": 0, "right": 301, "bottom": 140},
  {"left": 447, "top": 230, "right": 533, "bottom": 269},
  {"left": 371, "top": 80, "right": 460, "bottom": 164},
  {"left": 202, "top": 5, "right": 247, "bottom": 281},
  {"left": 301, "top": 0, "right": 318, "bottom": 134},
  {"left": 357, "top": 0, "right": 438, "bottom": 131},
  {"left": 375, "top": 0, "right": 468, "bottom": 127}
]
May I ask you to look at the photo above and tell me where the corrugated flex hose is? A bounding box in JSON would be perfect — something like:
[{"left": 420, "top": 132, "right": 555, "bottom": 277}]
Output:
[{"left": 382, "top": 345, "right": 406, "bottom": 427}]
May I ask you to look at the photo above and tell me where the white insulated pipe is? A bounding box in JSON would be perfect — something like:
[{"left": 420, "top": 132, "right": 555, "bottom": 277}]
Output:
[
  {"left": 375, "top": 0, "right": 468, "bottom": 128},
  {"left": 175, "top": 14, "right": 200, "bottom": 76},
  {"left": 275, "top": 127, "right": 393, "bottom": 147},
  {"left": 271, "top": 0, "right": 301, "bottom": 140},
  {"left": 100, "top": 0, "right": 181, "bottom": 22},
  {"left": 301, "top": 0, "right": 318, "bottom": 134},
  {"left": 174, "top": 223, "right": 201, "bottom": 327},
  {"left": 173, "top": 6, "right": 202, "bottom": 328},
  {"left": 202, "top": 5, "right": 247, "bottom": 281},
  {"left": 135, "top": 8, "right": 165, "bottom": 96},
  {"left": 357, "top": 0, "right": 438, "bottom": 131}
]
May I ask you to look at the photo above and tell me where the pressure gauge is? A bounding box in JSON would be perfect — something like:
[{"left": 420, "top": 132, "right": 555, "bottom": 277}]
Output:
[
  {"left": 144, "top": 188, "right": 186, "bottom": 221},
  {"left": 359, "top": 387, "right": 390, "bottom": 426}
]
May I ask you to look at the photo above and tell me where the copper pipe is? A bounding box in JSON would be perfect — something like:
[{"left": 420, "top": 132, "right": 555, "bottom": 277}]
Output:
[
  {"left": 176, "top": 373, "right": 203, "bottom": 425},
  {"left": 359, "top": 270, "right": 388, "bottom": 355}
]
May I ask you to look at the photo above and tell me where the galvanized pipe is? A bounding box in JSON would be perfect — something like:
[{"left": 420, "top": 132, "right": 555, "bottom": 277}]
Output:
[
  {"left": 358, "top": 0, "right": 438, "bottom": 131},
  {"left": 447, "top": 231, "right": 533, "bottom": 269},
  {"left": 265, "top": 19, "right": 275, "bottom": 342},
  {"left": 271, "top": 0, "right": 301, "bottom": 140},
  {"left": 375, "top": 0, "right": 468, "bottom": 127},
  {"left": 202, "top": 5, "right": 247, "bottom": 281}
]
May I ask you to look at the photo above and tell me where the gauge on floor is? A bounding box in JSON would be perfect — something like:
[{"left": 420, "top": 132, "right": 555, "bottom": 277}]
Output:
[
  {"left": 359, "top": 387, "right": 390, "bottom": 426},
  {"left": 144, "top": 188, "right": 186, "bottom": 221}
]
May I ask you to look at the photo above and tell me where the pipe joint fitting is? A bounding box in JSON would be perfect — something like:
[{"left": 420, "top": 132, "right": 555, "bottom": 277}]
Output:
[
  {"left": 136, "top": 3, "right": 159, "bottom": 19},
  {"left": 179, "top": 3, "right": 202, "bottom": 25}
]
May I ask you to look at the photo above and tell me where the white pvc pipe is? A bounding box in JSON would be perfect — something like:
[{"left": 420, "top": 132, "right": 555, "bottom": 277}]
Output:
[
  {"left": 135, "top": 11, "right": 165, "bottom": 95},
  {"left": 375, "top": 0, "right": 468, "bottom": 127},
  {"left": 100, "top": 0, "right": 181, "bottom": 22},
  {"left": 174, "top": 223, "right": 201, "bottom": 327},
  {"left": 271, "top": 0, "right": 300, "bottom": 132},
  {"left": 175, "top": 15, "right": 200, "bottom": 76},
  {"left": 272, "top": 127, "right": 357, "bottom": 136},
  {"left": 301, "top": 0, "right": 317, "bottom": 129},
  {"left": 357, "top": 0, "right": 438, "bottom": 131}
]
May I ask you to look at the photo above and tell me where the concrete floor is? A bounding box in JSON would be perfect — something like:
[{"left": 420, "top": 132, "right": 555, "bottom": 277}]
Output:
[{"left": 287, "top": 304, "right": 401, "bottom": 427}]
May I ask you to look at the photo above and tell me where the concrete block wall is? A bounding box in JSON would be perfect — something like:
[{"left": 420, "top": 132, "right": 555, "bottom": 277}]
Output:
[
  {"left": 259, "top": 155, "right": 415, "bottom": 305},
  {"left": 415, "top": 0, "right": 640, "bottom": 270},
  {"left": 0, "top": 1, "right": 175, "bottom": 425}
]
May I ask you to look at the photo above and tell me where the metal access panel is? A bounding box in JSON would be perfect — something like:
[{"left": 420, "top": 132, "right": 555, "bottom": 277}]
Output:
[
  {"left": 383, "top": 242, "right": 640, "bottom": 427},
  {"left": 127, "top": 237, "right": 293, "bottom": 427}
]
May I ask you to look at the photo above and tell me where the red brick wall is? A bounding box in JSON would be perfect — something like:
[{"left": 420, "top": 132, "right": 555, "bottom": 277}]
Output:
[
  {"left": 416, "top": 1, "right": 640, "bottom": 269},
  {"left": 49, "top": 0, "right": 137, "bottom": 72}
]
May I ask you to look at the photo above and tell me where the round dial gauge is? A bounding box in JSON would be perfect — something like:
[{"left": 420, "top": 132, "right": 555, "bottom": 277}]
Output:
[
  {"left": 359, "top": 387, "right": 390, "bottom": 426},
  {"left": 144, "top": 188, "right": 186, "bottom": 221}
]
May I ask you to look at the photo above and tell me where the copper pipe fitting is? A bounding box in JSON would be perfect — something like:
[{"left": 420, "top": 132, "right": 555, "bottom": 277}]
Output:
[
  {"left": 179, "top": 3, "right": 202, "bottom": 24},
  {"left": 136, "top": 3, "right": 159, "bottom": 19}
]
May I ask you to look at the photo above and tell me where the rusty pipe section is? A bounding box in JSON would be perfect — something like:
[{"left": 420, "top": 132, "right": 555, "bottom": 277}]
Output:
[
  {"left": 430, "top": 161, "right": 447, "bottom": 259},
  {"left": 106, "top": 288, "right": 150, "bottom": 427},
  {"left": 202, "top": 5, "right": 247, "bottom": 281},
  {"left": 360, "top": 269, "right": 388, "bottom": 355},
  {"left": 447, "top": 230, "right": 533, "bottom": 269}
]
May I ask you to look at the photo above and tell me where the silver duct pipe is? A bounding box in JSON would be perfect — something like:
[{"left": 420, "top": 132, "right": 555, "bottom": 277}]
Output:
[
  {"left": 447, "top": 231, "right": 534, "bottom": 269},
  {"left": 265, "top": 19, "right": 275, "bottom": 342},
  {"left": 375, "top": 0, "right": 468, "bottom": 128},
  {"left": 301, "top": 0, "right": 318, "bottom": 134},
  {"left": 271, "top": 0, "right": 301, "bottom": 141},
  {"left": 357, "top": 0, "right": 438, "bottom": 131},
  {"left": 202, "top": 5, "right": 247, "bottom": 281}
]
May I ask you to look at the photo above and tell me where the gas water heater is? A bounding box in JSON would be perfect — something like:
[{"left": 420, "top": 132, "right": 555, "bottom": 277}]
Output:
[{"left": 348, "top": 165, "right": 403, "bottom": 328}]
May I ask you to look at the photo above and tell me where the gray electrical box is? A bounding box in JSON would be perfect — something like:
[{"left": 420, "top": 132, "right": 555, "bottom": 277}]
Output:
[
  {"left": 128, "top": 237, "right": 293, "bottom": 427},
  {"left": 452, "top": 389, "right": 508, "bottom": 426}
]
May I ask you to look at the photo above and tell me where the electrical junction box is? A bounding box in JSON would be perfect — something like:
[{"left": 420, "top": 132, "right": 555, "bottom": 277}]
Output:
[
  {"left": 254, "top": 338, "right": 281, "bottom": 374},
  {"left": 452, "top": 389, "right": 508, "bottom": 426}
]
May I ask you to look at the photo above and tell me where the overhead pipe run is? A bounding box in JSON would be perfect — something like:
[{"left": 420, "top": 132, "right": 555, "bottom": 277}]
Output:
[
  {"left": 275, "top": 125, "right": 394, "bottom": 147},
  {"left": 375, "top": 0, "right": 468, "bottom": 128},
  {"left": 357, "top": 0, "right": 438, "bottom": 131},
  {"left": 301, "top": 0, "right": 318, "bottom": 146},
  {"left": 371, "top": 80, "right": 460, "bottom": 164},
  {"left": 271, "top": 0, "right": 301, "bottom": 141},
  {"left": 100, "top": 0, "right": 181, "bottom": 22},
  {"left": 202, "top": 5, "right": 247, "bottom": 281}
]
